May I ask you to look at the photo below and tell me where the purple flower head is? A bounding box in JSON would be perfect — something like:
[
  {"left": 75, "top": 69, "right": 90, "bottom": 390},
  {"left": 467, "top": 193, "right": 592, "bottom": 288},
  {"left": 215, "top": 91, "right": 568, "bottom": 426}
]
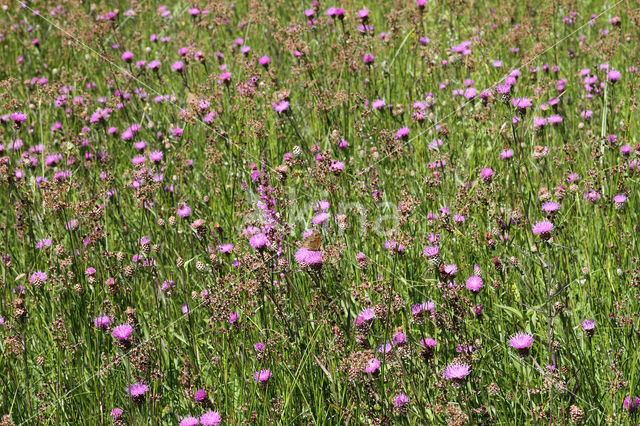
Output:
[
  {"left": 607, "top": 70, "right": 621, "bottom": 82},
  {"left": 541, "top": 201, "right": 560, "bottom": 215},
  {"left": 194, "top": 389, "right": 208, "bottom": 402},
  {"left": 378, "top": 342, "right": 393, "bottom": 354},
  {"left": 465, "top": 275, "right": 483, "bottom": 293},
  {"left": 509, "top": 332, "right": 533, "bottom": 356},
  {"left": 393, "top": 332, "right": 407, "bottom": 346},
  {"left": 312, "top": 212, "right": 331, "bottom": 224},
  {"left": 355, "top": 308, "right": 375, "bottom": 327},
  {"left": 219, "top": 243, "right": 234, "bottom": 253},
  {"left": 295, "top": 248, "right": 323, "bottom": 267},
  {"left": 200, "top": 411, "right": 222, "bottom": 426},
  {"left": 249, "top": 233, "right": 270, "bottom": 250},
  {"left": 443, "top": 264, "right": 457, "bottom": 277},
  {"left": 127, "top": 383, "right": 149, "bottom": 398},
  {"left": 365, "top": 357, "right": 380, "bottom": 374},
  {"left": 273, "top": 100, "right": 290, "bottom": 114},
  {"left": 29, "top": 271, "right": 48, "bottom": 284},
  {"left": 623, "top": 396, "right": 640, "bottom": 413},
  {"left": 394, "top": 393, "right": 409, "bottom": 408},
  {"left": 613, "top": 194, "right": 627, "bottom": 208},
  {"left": 395, "top": 127, "right": 410, "bottom": 140},
  {"left": 121, "top": 51, "right": 134, "bottom": 62},
  {"left": 443, "top": 362, "right": 470, "bottom": 381},
  {"left": 180, "top": 417, "right": 199, "bottom": 426},
  {"left": 420, "top": 338, "right": 437, "bottom": 348},
  {"left": 112, "top": 324, "right": 133, "bottom": 341},
  {"left": 94, "top": 315, "right": 112, "bottom": 328},
  {"left": 512, "top": 97, "right": 532, "bottom": 112},
  {"left": 581, "top": 319, "right": 595, "bottom": 337},
  {"left": 532, "top": 220, "right": 554, "bottom": 239},
  {"left": 480, "top": 167, "right": 494, "bottom": 182},
  {"left": 372, "top": 99, "right": 386, "bottom": 110},
  {"left": 254, "top": 369, "right": 272, "bottom": 383},
  {"left": 177, "top": 205, "right": 191, "bottom": 218}
]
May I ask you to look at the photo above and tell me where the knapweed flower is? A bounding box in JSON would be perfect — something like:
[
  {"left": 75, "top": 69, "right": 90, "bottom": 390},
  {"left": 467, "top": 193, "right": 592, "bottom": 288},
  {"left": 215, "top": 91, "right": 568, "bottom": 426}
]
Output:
[
  {"left": 355, "top": 308, "right": 375, "bottom": 327},
  {"left": 127, "top": 383, "right": 149, "bottom": 400},
  {"left": 312, "top": 212, "right": 331, "bottom": 224},
  {"left": 423, "top": 246, "right": 440, "bottom": 264},
  {"left": 613, "top": 194, "right": 627, "bottom": 208},
  {"left": 509, "top": 332, "right": 533, "bottom": 356},
  {"left": 512, "top": 97, "right": 532, "bottom": 113},
  {"left": 295, "top": 248, "right": 323, "bottom": 268},
  {"left": 395, "top": 127, "right": 410, "bottom": 140},
  {"left": 393, "top": 332, "right": 407, "bottom": 346},
  {"left": 121, "top": 50, "right": 133, "bottom": 63},
  {"left": 365, "top": 357, "right": 380, "bottom": 374},
  {"left": 584, "top": 190, "right": 601, "bottom": 203},
  {"left": 581, "top": 320, "right": 595, "bottom": 337},
  {"left": 179, "top": 417, "right": 199, "bottom": 426},
  {"left": 465, "top": 275, "right": 483, "bottom": 293},
  {"left": 219, "top": 72, "right": 231, "bottom": 85},
  {"left": 378, "top": 342, "right": 393, "bottom": 354},
  {"left": 442, "top": 362, "right": 470, "bottom": 383},
  {"left": 442, "top": 264, "right": 457, "bottom": 277},
  {"left": 500, "top": 149, "right": 514, "bottom": 160},
  {"left": 480, "top": 167, "right": 494, "bottom": 182},
  {"left": 29, "top": 271, "right": 48, "bottom": 285},
  {"left": 110, "top": 408, "right": 123, "bottom": 419},
  {"left": 621, "top": 145, "right": 633, "bottom": 156},
  {"left": 394, "top": 393, "right": 409, "bottom": 408},
  {"left": 541, "top": 201, "right": 560, "bottom": 216},
  {"left": 194, "top": 389, "right": 208, "bottom": 403},
  {"left": 94, "top": 315, "right": 112, "bottom": 328},
  {"left": 532, "top": 220, "right": 554, "bottom": 240},
  {"left": 249, "top": 233, "right": 270, "bottom": 250},
  {"left": 258, "top": 56, "right": 270, "bottom": 67},
  {"left": 623, "top": 396, "right": 640, "bottom": 413},
  {"left": 177, "top": 205, "right": 191, "bottom": 218},
  {"left": 372, "top": 99, "right": 386, "bottom": 110},
  {"left": 607, "top": 70, "right": 621, "bottom": 83},
  {"left": 200, "top": 411, "right": 222, "bottom": 426},
  {"left": 273, "top": 100, "right": 289, "bottom": 114},
  {"left": 219, "top": 243, "right": 234, "bottom": 253},
  {"left": 112, "top": 324, "right": 133, "bottom": 341},
  {"left": 254, "top": 369, "right": 272, "bottom": 383},
  {"left": 411, "top": 301, "right": 436, "bottom": 317}
]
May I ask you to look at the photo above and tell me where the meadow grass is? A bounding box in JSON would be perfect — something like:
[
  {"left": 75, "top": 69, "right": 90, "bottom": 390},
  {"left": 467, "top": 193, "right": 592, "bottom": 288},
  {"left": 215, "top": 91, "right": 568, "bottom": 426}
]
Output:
[{"left": 0, "top": 0, "right": 639, "bottom": 424}]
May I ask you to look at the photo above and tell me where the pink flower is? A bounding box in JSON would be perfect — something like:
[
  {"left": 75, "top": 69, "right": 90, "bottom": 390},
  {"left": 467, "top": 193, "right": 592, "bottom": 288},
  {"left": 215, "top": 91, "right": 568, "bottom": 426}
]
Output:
[
  {"left": 112, "top": 324, "right": 133, "bottom": 341},
  {"left": 254, "top": 369, "right": 272, "bottom": 383},
  {"left": 465, "top": 276, "right": 483, "bottom": 292},
  {"left": 365, "top": 358, "right": 380, "bottom": 373},
  {"left": 442, "top": 362, "right": 470, "bottom": 381}
]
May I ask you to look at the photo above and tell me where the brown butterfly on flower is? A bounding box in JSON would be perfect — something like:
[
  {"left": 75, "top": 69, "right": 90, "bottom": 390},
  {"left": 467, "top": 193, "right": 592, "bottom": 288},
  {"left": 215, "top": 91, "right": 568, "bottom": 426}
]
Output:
[{"left": 302, "top": 229, "right": 322, "bottom": 251}]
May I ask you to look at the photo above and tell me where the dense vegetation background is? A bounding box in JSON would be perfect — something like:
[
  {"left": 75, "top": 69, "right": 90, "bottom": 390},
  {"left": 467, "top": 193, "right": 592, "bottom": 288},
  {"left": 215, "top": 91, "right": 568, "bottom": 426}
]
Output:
[{"left": 1, "top": 0, "right": 640, "bottom": 424}]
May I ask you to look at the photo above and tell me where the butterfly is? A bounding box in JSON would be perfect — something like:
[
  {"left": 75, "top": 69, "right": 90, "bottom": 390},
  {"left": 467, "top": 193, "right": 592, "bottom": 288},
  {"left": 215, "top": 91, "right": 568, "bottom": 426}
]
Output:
[
  {"left": 302, "top": 230, "right": 322, "bottom": 251},
  {"left": 186, "top": 92, "right": 198, "bottom": 105}
]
